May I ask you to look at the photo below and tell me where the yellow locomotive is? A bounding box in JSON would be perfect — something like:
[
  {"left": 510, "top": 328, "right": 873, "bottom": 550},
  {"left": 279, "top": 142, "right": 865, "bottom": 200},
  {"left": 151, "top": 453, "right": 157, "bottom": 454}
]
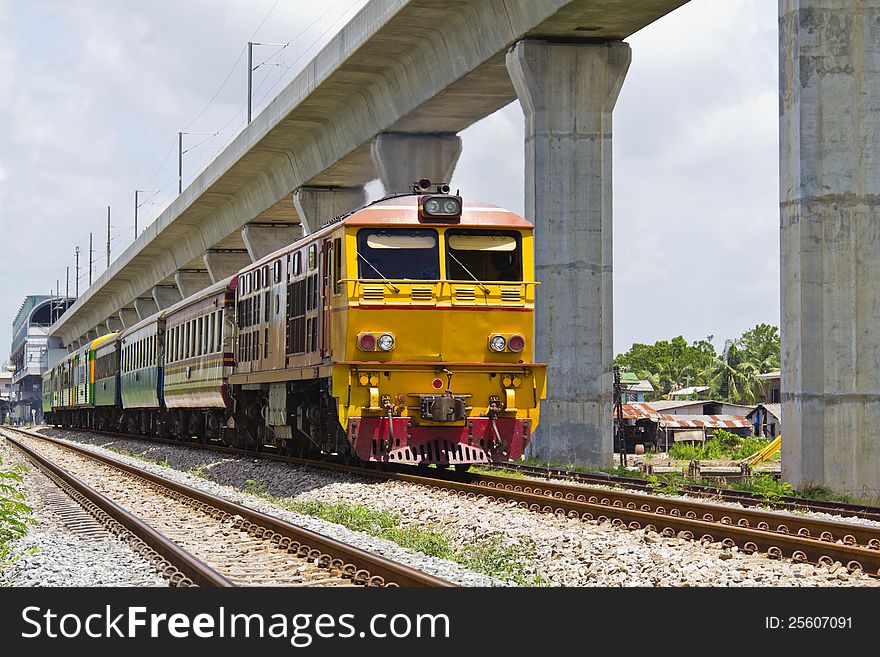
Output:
[
  {"left": 230, "top": 183, "right": 546, "bottom": 466},
  {"left": 44, "top": 183, "right": 546, "bottom": 468}
]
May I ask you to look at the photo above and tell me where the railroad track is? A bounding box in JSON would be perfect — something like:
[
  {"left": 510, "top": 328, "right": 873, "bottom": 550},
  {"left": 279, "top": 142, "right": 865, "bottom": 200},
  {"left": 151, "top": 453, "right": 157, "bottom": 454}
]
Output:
[
  {"left": 0, "top": 428, "right": 453, "bottom": 588},
  {"left": 24, "top": 426, "right": 880, "bottom": 578},
  {"left": 489, "top": 461, "right": 880, "bottom": 523}
]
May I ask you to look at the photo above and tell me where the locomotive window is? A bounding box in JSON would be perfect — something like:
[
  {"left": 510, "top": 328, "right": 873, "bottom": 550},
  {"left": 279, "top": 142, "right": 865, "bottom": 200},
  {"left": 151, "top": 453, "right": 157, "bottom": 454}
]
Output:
[
  {"left": 274, "top": 260, "right": 281, "bottom": 283},
  {"left": 445, "top": 230, "right": 522, "bottom": 282},
  {"left": 263, "top": 265, "right": 270, "bottom": 288},
  {"left": 308, "top": 244, "right": 316, "bottom": 270},
  {"left": 357, "top": 229, "right": 439, "bottom": 280},
  {"left": 294, "top": 251, "right": 302, "bottom": 276},
  {"left": 333, "top": 237, "right": 342, "bottom": 294}
]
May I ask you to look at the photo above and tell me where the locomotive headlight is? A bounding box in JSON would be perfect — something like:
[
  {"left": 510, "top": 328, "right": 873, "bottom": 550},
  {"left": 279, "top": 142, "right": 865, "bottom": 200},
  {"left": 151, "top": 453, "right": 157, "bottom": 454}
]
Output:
[
  {"left": 424, "top": 198, "right": 442, "bottom": 214},
  {"left": 488, "top": 334, "right": 507, "bottom": 352},
  {"left": 442, "top": 198, "right": 461, "bottom": 214},
  {"left": 421, "top": 195, "right": 462, "bottom": 217},
  {"left": 377, "top": 333, "right": 395, "bottom": 351}
]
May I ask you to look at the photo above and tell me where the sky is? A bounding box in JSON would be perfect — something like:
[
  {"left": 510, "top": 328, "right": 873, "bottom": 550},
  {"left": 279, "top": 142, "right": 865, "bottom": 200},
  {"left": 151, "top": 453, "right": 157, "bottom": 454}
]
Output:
[{"left": 0, "top": 0, "right": 779, "bottom": 363}]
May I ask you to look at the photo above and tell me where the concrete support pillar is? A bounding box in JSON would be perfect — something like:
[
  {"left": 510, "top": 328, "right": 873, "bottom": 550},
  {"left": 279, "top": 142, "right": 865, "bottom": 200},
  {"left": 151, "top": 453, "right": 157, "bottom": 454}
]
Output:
[
  {"left": 152, "top": 285, "right": 182, "bottom": 310},
  {"left": 175, "top": 269, "right": 212, "bottom": 299},
  {"left": 204, "top": 249, "right": 251, "bottom": 282},
  {"left": 241, "top": 223, "right": 302, "bottom": 261},
  {"left": 506, "top": 40, "right": 630, "bottom": 466},
  {"left": 779, "top": 0, "right": 880, "bottom": 495},
  {"left": 292, "top": 186, "right": 367, "bottom": 235},
  {"left": 370, "top": 132, "right": 461, "bottom": 195},
  {"left": 118, "top": 308, "right": 139, "bottom": 329},
  {"left": 134, "top": 297, "right": 159, "bottom": 320}
]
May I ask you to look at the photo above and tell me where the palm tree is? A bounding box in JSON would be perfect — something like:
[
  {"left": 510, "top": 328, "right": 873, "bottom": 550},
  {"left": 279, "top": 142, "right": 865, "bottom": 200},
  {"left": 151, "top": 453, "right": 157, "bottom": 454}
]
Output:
[{"left": 700, "top": 340, "right": 763, "bottom": 404}]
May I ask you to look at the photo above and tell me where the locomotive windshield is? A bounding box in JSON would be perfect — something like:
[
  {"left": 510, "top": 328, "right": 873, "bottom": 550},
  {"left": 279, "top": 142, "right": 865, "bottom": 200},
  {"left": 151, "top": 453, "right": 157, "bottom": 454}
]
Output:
[
  {"left": 445, "top": 230, "right": 522, "bottom": 281},
  {"left": 357, "top": 228, "right": 439, "bottom": 280}
]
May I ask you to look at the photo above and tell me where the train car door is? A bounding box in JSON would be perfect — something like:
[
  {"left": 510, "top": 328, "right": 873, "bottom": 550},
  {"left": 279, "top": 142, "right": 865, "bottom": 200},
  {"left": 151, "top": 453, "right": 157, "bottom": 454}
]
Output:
[{"left": 321, "top": 238, "right": 332, "bottom": 359}]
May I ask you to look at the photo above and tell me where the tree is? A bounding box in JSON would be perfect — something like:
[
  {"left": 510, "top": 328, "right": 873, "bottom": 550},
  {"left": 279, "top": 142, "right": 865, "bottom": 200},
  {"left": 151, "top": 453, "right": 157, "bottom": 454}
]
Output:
[
  {"left": 700, "top": 339, "right": 763, "bottom": 404},
  {"left": 738, "top": 323, "right": 780, "bottom": 373},
  {"left": 614, "top": 336, "right": 716, "bottom": 399}
]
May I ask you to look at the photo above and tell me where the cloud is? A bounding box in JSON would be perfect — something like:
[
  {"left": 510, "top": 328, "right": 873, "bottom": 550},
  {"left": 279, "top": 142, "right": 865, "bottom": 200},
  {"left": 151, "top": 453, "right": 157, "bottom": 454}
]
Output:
[{"left": 0, "top": 0, "right": 780, "bottom": 366}]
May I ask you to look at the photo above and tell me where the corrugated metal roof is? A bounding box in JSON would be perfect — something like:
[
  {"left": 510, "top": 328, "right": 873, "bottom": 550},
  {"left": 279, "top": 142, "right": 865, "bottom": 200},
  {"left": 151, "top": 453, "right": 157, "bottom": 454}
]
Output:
[
  {"left": 668, "top": 386, "right": 709, "bottom": 398},
  {"left": 659, "top": 414, "right": 752, "bottom": 429},
  {"left": 617, "top": 403, "right": 660, "bottom": 420},
  {"left": 757, "top": 371, "right": 781, "bottom": 380},
  {"left": 647, "top": 400, "right": 707, "bottom": 411}
]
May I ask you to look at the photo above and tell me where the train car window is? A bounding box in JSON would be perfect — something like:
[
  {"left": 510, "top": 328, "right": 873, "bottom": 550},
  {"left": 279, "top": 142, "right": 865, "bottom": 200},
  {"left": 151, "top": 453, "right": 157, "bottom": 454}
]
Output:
[
  {"left": 333, "top": 237, "right": 342, "bottom": 294},
  {"left": 294, "top": 251, "right": 302, "bottom": 276},
  {"left": 216, "top": 311, "right": 223, "bottom": 353},
  {"left": 308, "top": 244, "right": 316, "bottom": 270},
  {"left": 262, "top": 265, "right": 270, "bottom": 289},
  {"left": 190, "top": 320, "right": 196, "bottom": 358},
  {"left": 357, "top": 229, "right": 439, "bottom": 280},
  {"left": 264, "top": 291, "right": 270, "bottom": 323},
  {"left": 274, "top": 260, "right": 281, "bottom": 283},
  {"left": 445, "top": 230, "right": 522, "bottom": 282},
  {"left": 264, "top": 327, "right": 269, "bottom": 359},
  {"left": 208, "top": 314, "right": 214, "bottom": 354}
]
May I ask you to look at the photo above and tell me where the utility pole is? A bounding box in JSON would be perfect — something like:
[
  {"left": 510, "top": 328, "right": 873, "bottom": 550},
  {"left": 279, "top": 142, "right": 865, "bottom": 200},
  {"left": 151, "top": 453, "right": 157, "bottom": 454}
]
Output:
[
  {"left": 178, "top": 132, "right": 183, "bottom": 194},
  {"left": 89, "top": 232, "right": 93, "bottom": 286},
  {"left": 247, "top": 41, "right": 253, "bottom": 124},
  {"left": 106, "top": 206, "right": 111, "bottom": 268},
  {"left": 247, "top": 42, "right": 285, "bottom": 124},
  {"left": 75, "top": 246, "right": 80, "bottom": 297}
]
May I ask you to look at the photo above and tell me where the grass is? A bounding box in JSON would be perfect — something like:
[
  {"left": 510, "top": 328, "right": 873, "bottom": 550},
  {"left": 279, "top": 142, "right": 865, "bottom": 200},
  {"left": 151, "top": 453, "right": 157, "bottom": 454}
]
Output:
[
  {"left": 243, "top": 480, "right": 547, "bottom": 586},
  {"left": 1, "top": 457, "right": 35, "bottom": 569},
  {"left": 188, "top": 464, "right": 210, "bottom": 479}
]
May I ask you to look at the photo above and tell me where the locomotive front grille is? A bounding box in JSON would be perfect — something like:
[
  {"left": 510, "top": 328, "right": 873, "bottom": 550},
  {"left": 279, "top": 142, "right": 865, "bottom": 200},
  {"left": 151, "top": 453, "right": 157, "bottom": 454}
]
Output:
[
  {"left": 454, "top": 286, "right": 475, "bottom": 302},
  {"left": 361, "top": 285, "right": 385, "bottom": 301},
  {"left": 501, "top": 286, "right": 522, "bottom": 303},
  {"left": 410, "top": 286, "right": 434, "bottom": 302}
]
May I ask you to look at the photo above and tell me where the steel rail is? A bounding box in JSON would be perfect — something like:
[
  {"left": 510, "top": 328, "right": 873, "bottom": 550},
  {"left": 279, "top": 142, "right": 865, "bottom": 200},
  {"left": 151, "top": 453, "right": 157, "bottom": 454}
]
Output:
[
  {"left": 5, "top": 428, "right": 454, "bottom": 588},
  {"left": 2, "top": 430, "right": 231, "bottom": 587},
  {"left": 492, "top": 461, "right": 880, "bottom": 522},
  {"left": 27, "top": 426, "right": 880, "bottom": 575}
]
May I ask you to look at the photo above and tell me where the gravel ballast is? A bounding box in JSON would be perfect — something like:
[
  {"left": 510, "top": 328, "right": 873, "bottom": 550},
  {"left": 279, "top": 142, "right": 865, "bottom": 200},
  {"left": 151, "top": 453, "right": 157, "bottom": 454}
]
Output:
[
  {"left": 0, "top": 439, "right": 168, "bottom": 587},
  {"left": 26, "top": 428, "right": 880, "bottom": 587}
]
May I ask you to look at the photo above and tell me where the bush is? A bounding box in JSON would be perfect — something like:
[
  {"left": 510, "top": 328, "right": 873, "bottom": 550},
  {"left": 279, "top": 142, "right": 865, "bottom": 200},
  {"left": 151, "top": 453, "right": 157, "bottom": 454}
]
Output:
[
  {"left": 668, "top": 430, "right": 769, "bottom": 461},
  {"left": 1, "top": 457, "right": 33, "bottom": 567}
]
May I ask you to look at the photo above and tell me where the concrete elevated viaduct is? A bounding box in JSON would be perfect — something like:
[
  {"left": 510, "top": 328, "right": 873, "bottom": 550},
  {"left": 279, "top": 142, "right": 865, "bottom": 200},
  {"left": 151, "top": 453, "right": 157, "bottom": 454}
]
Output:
[
  {"left": 47, "top": 0, "right": 880, "bottom": 495},
  {"left": 50, "top": 0, "right": 689, "bottom": 468}
]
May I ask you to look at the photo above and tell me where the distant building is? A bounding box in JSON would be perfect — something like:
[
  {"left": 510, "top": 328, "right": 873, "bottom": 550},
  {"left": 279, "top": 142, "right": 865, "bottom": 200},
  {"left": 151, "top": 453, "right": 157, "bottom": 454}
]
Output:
[
  {"left": 648, "top": 399, "right": 755, "bottom": 417},
  {"left": 0, "top": 366, "right": 13, "bottom": 423},
  {"left": 747, "top": 403, "right": 782, "bottom": 438},
  {"left": 618, "top": 371, "right": 654, "bottom": 402},
  {"left": 9, "top": 295, "right": 74, "bottom": 423},
  {"left": 615, "top": 401, "right": 753, "bottom": 452},
  {"left": 757, "top": 371, "right": 781, "bottom": 403}
]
